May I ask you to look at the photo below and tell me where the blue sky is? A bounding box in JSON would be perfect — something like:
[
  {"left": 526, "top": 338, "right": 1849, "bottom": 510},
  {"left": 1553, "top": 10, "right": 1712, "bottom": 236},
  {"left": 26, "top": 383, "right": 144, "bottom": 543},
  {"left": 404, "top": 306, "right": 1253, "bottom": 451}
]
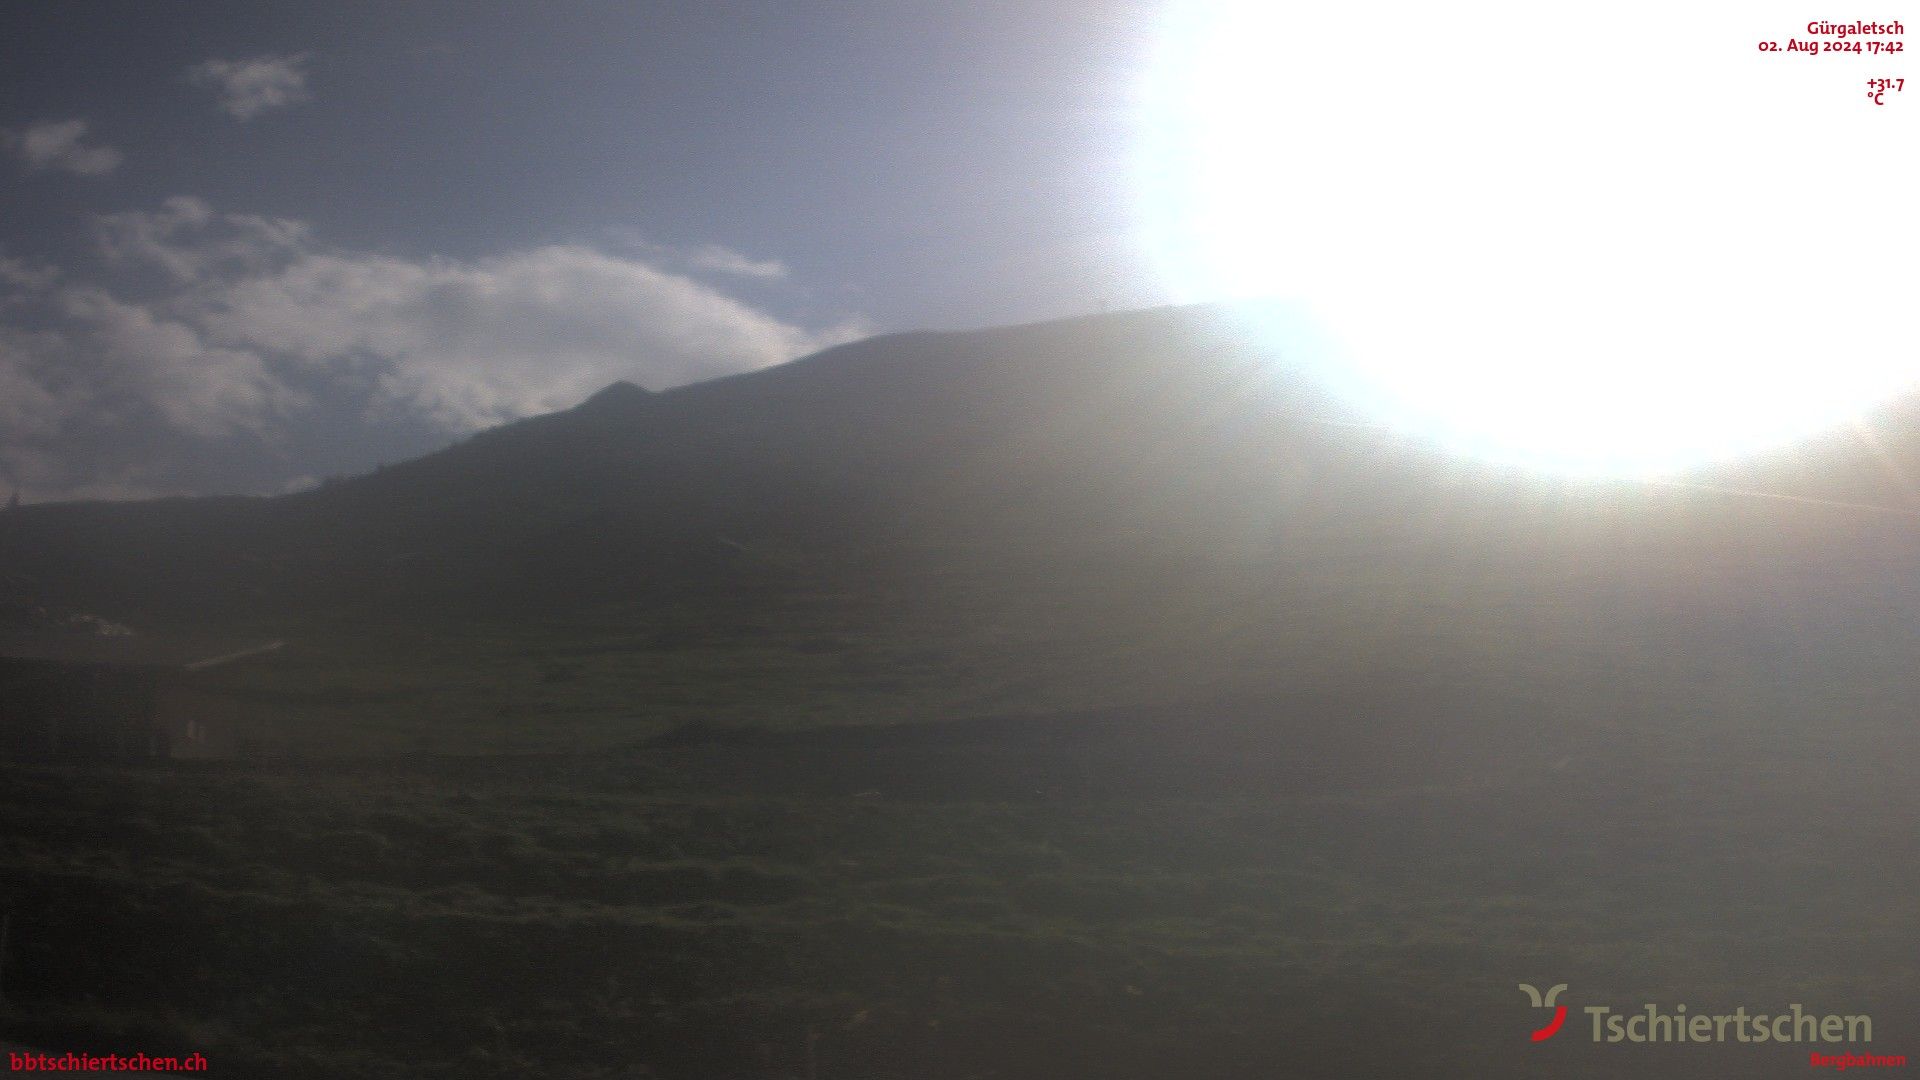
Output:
[{"left": 1, "top": 1, "right": 1171, "bottom": 499}]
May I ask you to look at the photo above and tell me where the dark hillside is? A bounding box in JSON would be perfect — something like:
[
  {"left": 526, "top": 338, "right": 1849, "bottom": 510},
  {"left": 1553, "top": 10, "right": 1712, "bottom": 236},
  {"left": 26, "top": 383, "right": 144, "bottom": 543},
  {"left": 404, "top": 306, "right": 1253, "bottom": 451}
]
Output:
[{"left": 3, "top": 303, "right": 1918, "bottom": 745}]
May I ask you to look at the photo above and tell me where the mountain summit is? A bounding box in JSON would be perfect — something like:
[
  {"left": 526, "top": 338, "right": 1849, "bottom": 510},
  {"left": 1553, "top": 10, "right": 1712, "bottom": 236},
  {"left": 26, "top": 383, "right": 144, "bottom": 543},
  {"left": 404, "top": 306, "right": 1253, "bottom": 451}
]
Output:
[{"left": 576, "top": 380, "right": 655, "bottom": 412}]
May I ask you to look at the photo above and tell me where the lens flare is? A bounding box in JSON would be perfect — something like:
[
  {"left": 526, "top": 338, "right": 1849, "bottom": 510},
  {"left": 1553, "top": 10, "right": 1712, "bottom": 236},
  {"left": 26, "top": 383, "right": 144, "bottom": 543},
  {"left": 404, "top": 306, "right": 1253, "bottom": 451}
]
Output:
[{"left": 1133, "top": 0, "right": 1919, "bottom": 474}]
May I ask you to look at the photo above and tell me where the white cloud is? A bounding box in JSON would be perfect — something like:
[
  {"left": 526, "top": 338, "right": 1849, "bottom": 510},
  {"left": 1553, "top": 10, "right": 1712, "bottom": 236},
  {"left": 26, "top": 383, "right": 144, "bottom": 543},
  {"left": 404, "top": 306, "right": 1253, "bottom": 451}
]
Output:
[
  {"left": 188, "top": 54, "right": 313, "bottom": 120},
  {"left": 604, "top": 230, "right": 792, "bottom": 282},
  {"left": 0, "top": 328, "right": 70, "bottom": 439},
  {"left": 0, "top": 289, "right": 297, "bottom": 448},
  {"left": 687, "top": 244, "right": 789, "bottom": 281},
  {"left": 94, "top": 196, "right": 307, "bottom": 282},
  {"left": 55, "top": 286, "right": 297, "bottom": 439},
  {"left": 5, "top": 120, "right": 123, "bottom": 176}
]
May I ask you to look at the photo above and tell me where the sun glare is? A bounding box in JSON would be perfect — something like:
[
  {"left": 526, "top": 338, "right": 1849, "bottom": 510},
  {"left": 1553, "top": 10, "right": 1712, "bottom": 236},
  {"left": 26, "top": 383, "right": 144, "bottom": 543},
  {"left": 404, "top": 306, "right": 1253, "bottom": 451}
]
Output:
[{"left": 1135, "top": 1, "right": 1919, "bottom": 474}]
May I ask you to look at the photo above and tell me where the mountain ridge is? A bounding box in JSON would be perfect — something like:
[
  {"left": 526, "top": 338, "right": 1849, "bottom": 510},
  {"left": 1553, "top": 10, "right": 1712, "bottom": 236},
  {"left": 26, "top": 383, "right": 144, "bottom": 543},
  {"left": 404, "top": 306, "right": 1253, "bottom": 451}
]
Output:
[{"left": 2, "top": 302, "right": 1917, "bottom": 657}]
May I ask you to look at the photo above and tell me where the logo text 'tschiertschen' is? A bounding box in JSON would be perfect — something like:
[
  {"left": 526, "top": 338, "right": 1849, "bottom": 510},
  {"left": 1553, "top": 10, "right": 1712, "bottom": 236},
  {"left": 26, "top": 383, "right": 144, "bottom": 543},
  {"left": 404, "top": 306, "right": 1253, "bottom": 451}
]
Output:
[
  {"left": 1584, "top": 1004, "right": 1871, "bottom": 1044},
  {"left": 1518, "top": 983, "right": 1877, "bottom": 1046}
]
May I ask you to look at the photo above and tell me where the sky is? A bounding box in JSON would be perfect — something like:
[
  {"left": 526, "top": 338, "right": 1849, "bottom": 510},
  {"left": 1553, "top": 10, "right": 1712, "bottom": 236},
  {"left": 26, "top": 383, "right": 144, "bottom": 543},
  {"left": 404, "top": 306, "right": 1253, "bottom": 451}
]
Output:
[
  {"left": 4, "top": 1, "right": 1915, "bottom": 499},
  {"left": 1, "top": 1, "right": 1173, "bottom": 500}
]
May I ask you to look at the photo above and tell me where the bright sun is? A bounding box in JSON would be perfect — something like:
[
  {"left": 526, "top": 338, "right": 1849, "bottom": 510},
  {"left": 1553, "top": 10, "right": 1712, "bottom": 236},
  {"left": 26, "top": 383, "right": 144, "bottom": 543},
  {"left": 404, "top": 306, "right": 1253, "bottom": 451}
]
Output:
[{"left": 1135, "top": 0, "right": 1919, "bottom": 474}]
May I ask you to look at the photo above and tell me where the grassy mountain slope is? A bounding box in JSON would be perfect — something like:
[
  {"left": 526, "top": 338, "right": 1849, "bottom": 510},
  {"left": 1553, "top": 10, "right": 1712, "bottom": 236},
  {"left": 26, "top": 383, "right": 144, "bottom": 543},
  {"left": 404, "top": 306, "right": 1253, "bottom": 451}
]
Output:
[{"left": 2, "top": 303, "right": 1918, "bottom": 751}]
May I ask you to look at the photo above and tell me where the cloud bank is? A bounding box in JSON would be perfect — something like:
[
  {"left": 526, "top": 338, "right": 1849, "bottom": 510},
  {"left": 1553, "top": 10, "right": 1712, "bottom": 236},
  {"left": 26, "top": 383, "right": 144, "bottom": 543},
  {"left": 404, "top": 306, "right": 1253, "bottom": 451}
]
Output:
[{"left": 0, "top": 199, "right": 866, "bottom": 499}]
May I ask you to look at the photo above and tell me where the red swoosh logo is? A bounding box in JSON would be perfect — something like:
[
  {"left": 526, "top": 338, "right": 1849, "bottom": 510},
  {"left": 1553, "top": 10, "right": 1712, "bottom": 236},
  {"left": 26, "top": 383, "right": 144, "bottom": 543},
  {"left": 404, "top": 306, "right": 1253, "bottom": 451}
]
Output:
[{"left": 1530, "top": 1005, "right": 1567, "bottom": 1042}]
